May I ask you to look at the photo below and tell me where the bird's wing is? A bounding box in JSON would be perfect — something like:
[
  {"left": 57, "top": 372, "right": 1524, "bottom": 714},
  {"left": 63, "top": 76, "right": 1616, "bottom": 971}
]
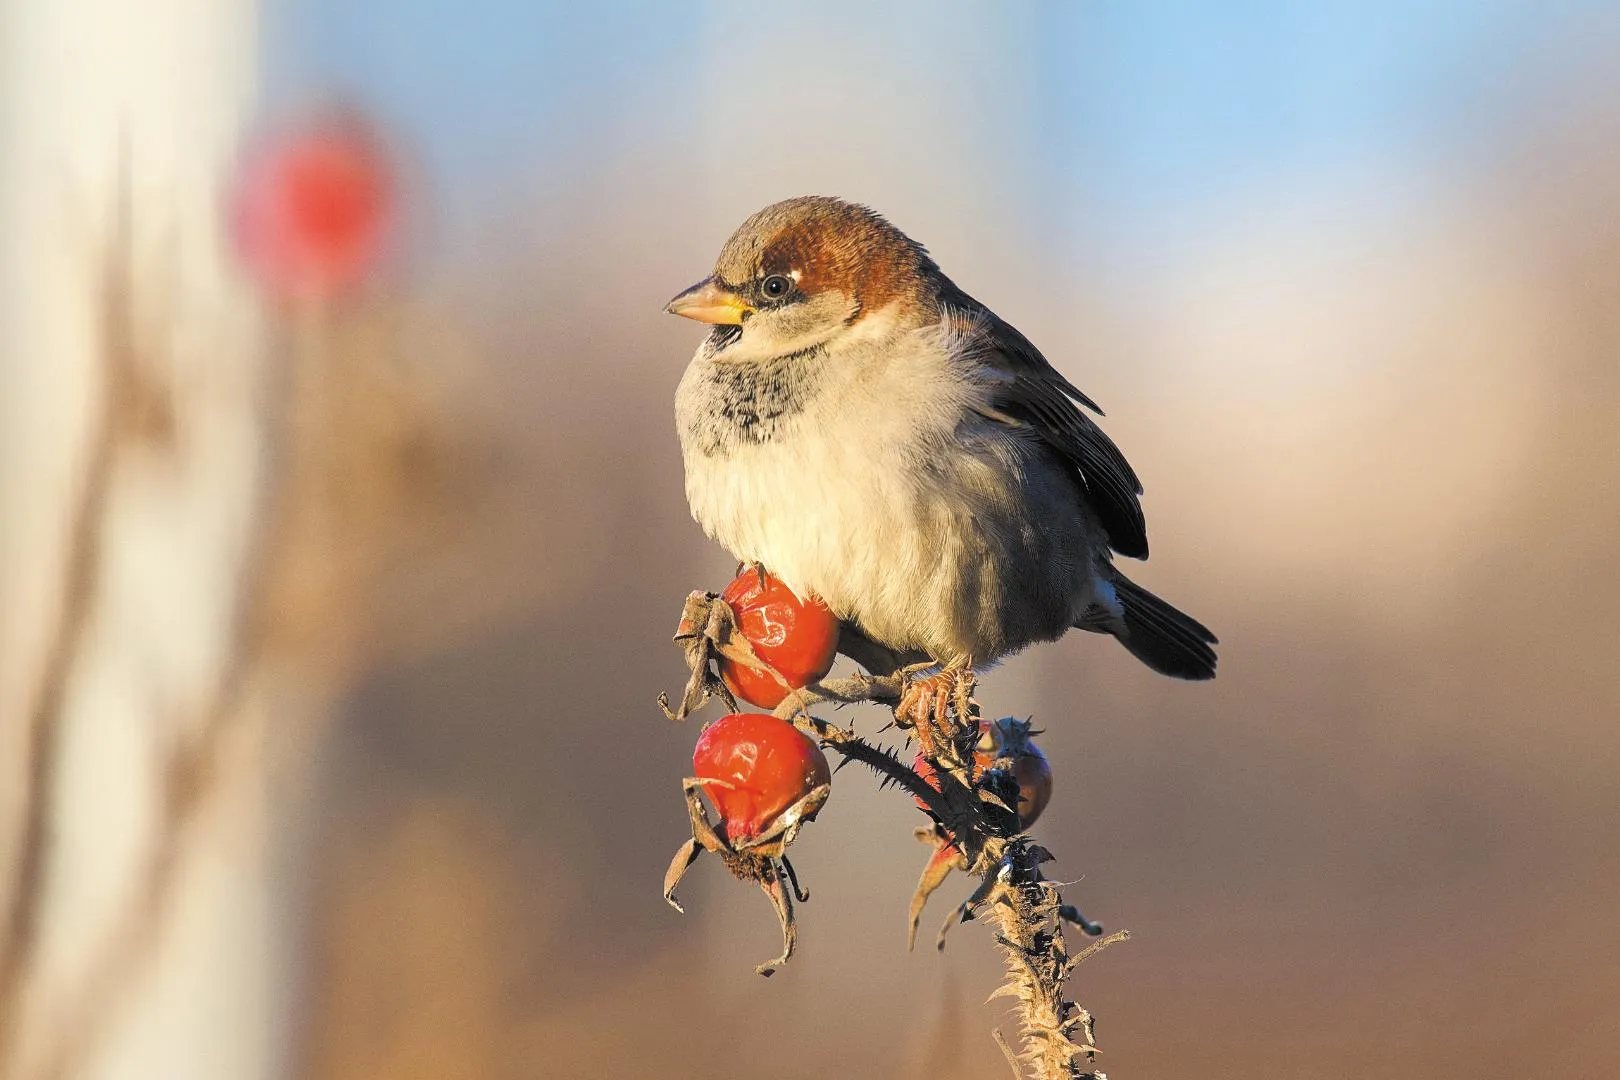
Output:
[{"left": 942, "top": 295, "right": 1149, "bottom": 559}]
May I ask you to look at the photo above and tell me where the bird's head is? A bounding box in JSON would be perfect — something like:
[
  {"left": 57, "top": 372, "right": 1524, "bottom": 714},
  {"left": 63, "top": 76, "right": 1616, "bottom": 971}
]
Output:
[{"left": 665, "top": 196, "right": 937, "bottom": 359}]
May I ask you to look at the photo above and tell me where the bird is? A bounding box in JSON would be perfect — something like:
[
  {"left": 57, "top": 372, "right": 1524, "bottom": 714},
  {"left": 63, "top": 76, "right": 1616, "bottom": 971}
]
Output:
[{"left": 666, "top": 196, "right": 1216, "bottom": 707}]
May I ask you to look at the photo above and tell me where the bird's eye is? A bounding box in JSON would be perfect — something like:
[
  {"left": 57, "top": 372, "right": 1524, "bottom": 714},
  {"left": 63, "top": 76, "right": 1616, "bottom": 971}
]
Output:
[{"left": 761, "top": 274, "right": 792, "bottom": 299}]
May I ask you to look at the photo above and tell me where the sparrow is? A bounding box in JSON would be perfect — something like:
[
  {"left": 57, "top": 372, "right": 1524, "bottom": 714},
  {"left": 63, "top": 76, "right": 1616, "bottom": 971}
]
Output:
[{"left": 667, "top": 196, "right": 1216, "bottom": 692}]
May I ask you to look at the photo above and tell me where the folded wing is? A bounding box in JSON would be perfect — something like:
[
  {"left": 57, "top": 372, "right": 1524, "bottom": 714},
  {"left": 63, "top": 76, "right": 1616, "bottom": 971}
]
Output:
[{"left": 942, "top": 293, "right": 1149, "bottom": 559}]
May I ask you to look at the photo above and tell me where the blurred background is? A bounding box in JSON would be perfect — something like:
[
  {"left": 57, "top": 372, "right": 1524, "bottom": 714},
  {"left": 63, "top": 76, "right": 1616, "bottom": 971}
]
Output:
[{"left": 4, "top": 2, "right": 1619, "bottom": 1078}]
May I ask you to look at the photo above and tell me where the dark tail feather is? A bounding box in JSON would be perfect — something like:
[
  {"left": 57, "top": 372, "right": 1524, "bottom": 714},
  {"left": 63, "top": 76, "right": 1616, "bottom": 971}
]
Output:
[{"left": 1096, "top": 574, "right": 1218, "bottom": 680}]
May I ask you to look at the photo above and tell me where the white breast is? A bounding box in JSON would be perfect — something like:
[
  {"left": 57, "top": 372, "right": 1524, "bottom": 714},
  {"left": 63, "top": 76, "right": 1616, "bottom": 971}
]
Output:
[{"left": 676, "top": 313, "right": 1089, "bottom": 663}]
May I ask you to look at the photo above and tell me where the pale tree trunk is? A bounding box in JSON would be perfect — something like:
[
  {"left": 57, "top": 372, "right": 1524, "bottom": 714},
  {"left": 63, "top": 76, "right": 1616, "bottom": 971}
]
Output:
[{"left": 0, "top": 2, "right": 290, "bottom": 1078}]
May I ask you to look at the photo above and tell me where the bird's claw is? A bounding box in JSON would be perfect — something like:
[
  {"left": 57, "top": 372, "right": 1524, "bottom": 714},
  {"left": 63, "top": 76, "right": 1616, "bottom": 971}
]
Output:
[{"left": 895, "top": 665, "right": 977, "bottom": 758}]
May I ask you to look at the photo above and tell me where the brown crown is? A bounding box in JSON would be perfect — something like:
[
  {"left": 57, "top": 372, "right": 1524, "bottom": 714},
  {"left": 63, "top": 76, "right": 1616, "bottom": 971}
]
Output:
[{"left": 716, "top": 196, "right": 937, "bottom": 321}]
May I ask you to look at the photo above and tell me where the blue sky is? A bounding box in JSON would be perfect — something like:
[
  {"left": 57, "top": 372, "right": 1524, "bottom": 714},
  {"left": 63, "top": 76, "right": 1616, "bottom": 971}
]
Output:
[
  {"left": 264, "top": 1, "right": 1617, "bottom": 266},
  {"left": 1043, "top": 3, "right": 1613, "bottom": 231}
]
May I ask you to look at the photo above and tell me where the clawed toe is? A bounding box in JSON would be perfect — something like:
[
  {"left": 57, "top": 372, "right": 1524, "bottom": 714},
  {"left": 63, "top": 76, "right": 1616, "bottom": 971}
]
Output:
[{"left": 896, "top": 664, "right": 977, "bottom": 757}]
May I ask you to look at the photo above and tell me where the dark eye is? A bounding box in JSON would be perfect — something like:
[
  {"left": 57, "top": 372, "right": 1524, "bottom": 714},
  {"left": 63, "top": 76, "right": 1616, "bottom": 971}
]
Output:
[{"left": 761, "top": 274, "right": 792, "bottom": 299}]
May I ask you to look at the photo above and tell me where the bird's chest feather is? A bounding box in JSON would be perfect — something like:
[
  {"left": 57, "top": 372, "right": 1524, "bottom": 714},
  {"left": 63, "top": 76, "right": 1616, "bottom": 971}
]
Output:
[
  {"left": 676, "top": 328, "right": 1030, "bottom": 654},
  {"left": 678, "top": 353, "right": 925, "bottom": 590},
  {"left": 677, "top": 347, "right": 821, "bottom": 455}
]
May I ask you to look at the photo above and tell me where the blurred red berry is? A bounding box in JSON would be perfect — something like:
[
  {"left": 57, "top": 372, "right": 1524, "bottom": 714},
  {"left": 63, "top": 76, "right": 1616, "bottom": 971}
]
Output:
[
  {"left": 230, "top": 112, "right": 395, "bottom": 300},
  {"left": 693, "top": 713, "right": 831, "bottom": 843},
  {"left": 717, "top": 569, "right": 839, "bottom": 709}
]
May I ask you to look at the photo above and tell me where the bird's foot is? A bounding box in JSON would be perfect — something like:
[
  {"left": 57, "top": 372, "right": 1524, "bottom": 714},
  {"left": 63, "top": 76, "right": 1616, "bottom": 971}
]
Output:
[{"left": 896, "top": 664, "right": 978, "bottom": 760}]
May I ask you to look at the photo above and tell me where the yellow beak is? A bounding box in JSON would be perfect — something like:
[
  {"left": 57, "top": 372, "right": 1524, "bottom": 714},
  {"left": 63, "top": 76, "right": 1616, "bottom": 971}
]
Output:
[{"left": 665, "top": 277, "right": 752, "bottom": 325}]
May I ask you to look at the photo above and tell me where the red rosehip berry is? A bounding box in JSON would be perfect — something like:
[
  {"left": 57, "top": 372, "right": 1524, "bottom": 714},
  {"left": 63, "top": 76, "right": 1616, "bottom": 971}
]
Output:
[
  {"left": 913, "top": 718, "right": 1053, "bottom": 830},
  {"left": 693, "top": 713, "right": 831, "bottom": 843},
  {"left": 978, "top": 718, "right": 1053, "bottom": 829},
  {"left": 717, "top": 569, "right": 839, "bottom": 709}
]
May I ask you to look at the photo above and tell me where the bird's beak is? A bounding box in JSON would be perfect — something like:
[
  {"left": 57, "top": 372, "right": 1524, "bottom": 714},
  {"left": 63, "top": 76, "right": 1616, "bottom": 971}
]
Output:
[{"left": 664, "top": 277, "right": 751, "bottom": 325}]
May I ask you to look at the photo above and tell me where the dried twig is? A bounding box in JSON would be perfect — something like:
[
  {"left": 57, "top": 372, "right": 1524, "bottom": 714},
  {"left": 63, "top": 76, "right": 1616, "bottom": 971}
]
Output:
[
  {"left": 5, "top": 139, "right": 446, "bottom": 1080},
  {"left": 3, "top": 185, "right": 396, "bottom": 1079},
  {"left": 24, "top": 309, "right": 301, "bottom": 1080},
  {"left": 993, "top": 1027, "right": 1026, "bottom": 1079},
  {"left": 0, "top": 159, "right": 136, "bottom": 1067}
]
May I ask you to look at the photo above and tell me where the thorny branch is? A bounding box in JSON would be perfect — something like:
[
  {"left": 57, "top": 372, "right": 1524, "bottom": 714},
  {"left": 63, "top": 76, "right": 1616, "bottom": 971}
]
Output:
[{"left": 661, "top": 593, "right": 1126, "bottom": 1080}]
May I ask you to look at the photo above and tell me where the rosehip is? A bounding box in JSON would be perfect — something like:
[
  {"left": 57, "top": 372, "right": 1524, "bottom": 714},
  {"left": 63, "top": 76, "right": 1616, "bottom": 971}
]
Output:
[
  {"left": 912, "top": 718, "right": 1053, "bottom": 829},
  {"left": 230, "top": 111, "right": 395, "bottom": 300},
  {"left": 978, "top": 717, "right": 1053, "bottom": 828},
  {"left": 717, "top": 569, "right": 839, "bottom": 709},
  {"left": 693, "top": 713, "right": 831, "bottom": 843}
]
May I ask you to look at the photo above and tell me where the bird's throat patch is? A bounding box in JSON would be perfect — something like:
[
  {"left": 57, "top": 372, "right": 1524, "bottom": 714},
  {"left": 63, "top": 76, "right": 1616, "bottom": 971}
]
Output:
[{"left": 691, "top": 347, "right": 823, "bottom": 454}]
